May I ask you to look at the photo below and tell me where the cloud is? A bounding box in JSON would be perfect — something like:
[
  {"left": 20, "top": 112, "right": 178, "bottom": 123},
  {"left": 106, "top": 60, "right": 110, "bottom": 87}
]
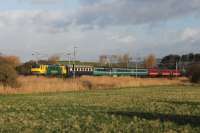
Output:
[
  {"left": 79, "top": 0, "right": 113, "bottom": 5},
  {"left": 0, "top": 10, "right": 72, "bottom": 33},
  {"left": 75, "top": 0, "right": 200, "bottom": 27},
  {"left": 153, "top": 27, "right": 200, "bottom": 55},
  {"left": 108, "top": 33, "right": 136, "bottom": 43},
  {"left": 181, "top": 28, "right": 200, "bottom": 42},
  {"left": 18, "top": 0, "right": 65, "bottom": 5},
  {"left": 2, "top": 0, "right": 200, "bottom": 32},
  {"left": 0, "top": 0, "right": 200, "bottom": 61}
]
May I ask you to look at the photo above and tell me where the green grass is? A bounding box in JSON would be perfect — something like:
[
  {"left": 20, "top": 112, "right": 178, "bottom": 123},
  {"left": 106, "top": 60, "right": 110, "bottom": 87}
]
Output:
[{"left": 0, "top": 85, "right": 200, "bottom": 132}]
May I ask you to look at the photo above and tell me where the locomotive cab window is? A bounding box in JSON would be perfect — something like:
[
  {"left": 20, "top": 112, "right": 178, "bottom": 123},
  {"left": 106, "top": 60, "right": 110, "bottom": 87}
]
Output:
[{"left": 32, "top": 65, "right": 40, "bottom": 69}]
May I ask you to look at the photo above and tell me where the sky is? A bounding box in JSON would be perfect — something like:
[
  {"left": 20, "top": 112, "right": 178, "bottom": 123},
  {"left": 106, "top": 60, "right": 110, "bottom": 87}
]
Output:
[{"left": 0, "top": 0, "right": 200, "bottom": 61}]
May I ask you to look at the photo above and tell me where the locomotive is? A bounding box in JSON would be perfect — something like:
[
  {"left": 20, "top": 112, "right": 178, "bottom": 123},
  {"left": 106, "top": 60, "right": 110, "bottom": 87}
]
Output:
[
  {"left": 31, "top": 64, "right": 181, "bottom": 78},
  {"left": 31, "top": 64, "right": 48, "bottom": 75},
  {"left": 31, "top": 64, "right": 93, "bottom": 77}
]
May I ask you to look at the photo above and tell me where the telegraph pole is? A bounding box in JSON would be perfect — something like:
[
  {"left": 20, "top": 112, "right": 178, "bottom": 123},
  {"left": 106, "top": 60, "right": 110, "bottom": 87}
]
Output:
[
  {"left": 32, "top": 51, "right": 40, "bottom": 64},
  {"left": 135, "top": 57, "right": 140, "bottom": 78},
  {"left": 176, "top": 61, "right": 178, "bottom": 79},
  {"left": 136, "top": 62, "right": 138, "bottom": 78},
  {"left": 73, "top": 46, "right": 77, "bottom": 79},
  {"left": 66, "top": 53, "right": 71, "bottom": 65}
]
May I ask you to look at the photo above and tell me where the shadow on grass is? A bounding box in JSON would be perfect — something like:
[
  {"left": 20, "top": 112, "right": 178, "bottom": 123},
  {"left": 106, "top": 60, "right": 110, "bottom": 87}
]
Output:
[
  {"left": 107, "top": 111, "right": 200, "bottom": 127},
  {"left": 156, "top": 100, "right": 200, "bottom": 106}
]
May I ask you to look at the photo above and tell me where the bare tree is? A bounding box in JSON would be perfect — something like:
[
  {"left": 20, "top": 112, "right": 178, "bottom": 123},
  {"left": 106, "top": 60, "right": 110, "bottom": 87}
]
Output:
[
  {"left": 48, "top": 55, "right": 60, "bottom": 64},
  {"left": 110, "top": 55, "right": 119, "bottom": 64},
  {"left": 118, "top": 54, "right": 132, "bottom": 67},
  {"left": 99, "top": 55, "right": 108, "bottom": 65},
  {"left": 144, "top": 54, "right": 156, "bottom": 68}
]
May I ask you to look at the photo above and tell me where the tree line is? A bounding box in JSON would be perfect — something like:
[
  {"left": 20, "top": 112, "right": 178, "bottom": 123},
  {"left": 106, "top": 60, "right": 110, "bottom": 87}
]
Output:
[
  {"left": 160, "top": 53, "right": 200, "bottom": 69},
  {"left": 99, "top": 53, "right": 200, "bottom": 69},
  {"left": 99, "top": 54, "right": 157, "bottom": 68},
  {"left": 0, "top": 52, "right": 199, "bottom": 88}
]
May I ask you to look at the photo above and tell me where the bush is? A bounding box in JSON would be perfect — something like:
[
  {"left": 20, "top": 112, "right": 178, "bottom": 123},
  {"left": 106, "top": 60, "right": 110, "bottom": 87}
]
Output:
[
  {"left": 0, "top": 63, "right": 19, "bottom": 87},
  {"left": 188, "top": 64, "right": 200, "bottom": 83},
  {"left": 0, "top": 55, "right": 20, "bottom": 67},
  {"left": 16, "top": 61, "right": 36, "bottom": 75},
  {"left": 81, "top": 80, "right": 93, "bottom": 90}
]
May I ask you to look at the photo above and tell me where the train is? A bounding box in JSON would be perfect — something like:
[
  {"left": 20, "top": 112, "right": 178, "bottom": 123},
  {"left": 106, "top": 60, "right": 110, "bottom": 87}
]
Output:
[{"left": 31, "top": 64, "right": 182, "bottom": 78}]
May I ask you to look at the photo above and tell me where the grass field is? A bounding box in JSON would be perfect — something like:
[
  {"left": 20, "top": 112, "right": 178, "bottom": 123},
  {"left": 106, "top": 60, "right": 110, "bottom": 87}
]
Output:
[
  {"left": 0, "top": 85, "right": 200, "bottom": 132},
  {"left": 0, "top": 76, "right": 186, "bottom": 94}
]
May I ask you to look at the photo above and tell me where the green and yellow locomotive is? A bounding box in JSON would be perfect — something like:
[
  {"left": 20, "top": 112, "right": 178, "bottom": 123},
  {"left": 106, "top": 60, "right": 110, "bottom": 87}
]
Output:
[
  {"left": 31, "top": 64, "right": 48, "bottom": 75},
  {"left": 31, "top": 64, "right": 93, "bottom": 77}
]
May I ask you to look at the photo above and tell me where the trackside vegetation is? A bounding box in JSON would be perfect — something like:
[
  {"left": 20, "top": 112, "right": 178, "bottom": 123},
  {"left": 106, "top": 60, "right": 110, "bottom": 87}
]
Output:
[
  {"left": 188, "top": 64, "right": 200, "bottom": 83},
  {"left": 0, "top": 56, "right": 20, "bottom": 88},
  {"left": 0, "top": 85, "right": 200, "bottom": 132}
]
